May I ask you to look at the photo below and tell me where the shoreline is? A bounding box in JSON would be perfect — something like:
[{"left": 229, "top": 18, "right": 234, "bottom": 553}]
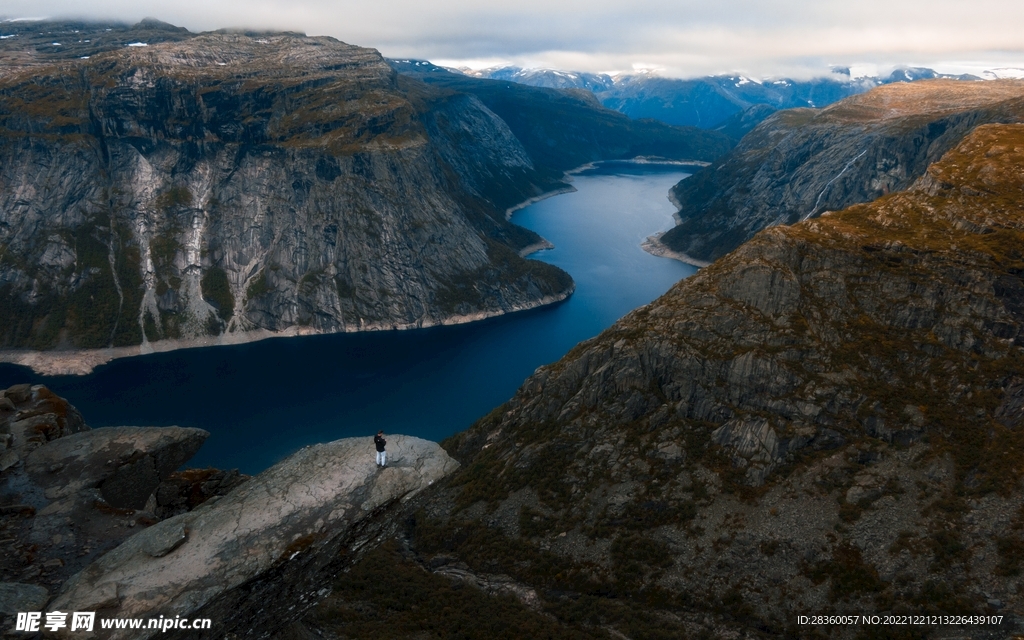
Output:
[
  {"left": 505, "top": 186, "right": 577, "bottom": 220},
  {"left": 585, "top": 157, "right": 711, "bottom": 170},
  {"left": 518, "top": 239, "right": 555, "bottom": 257},
  {"left": 641, "top": 232, "right": 711, "bottom": 268},
  {"left": 668, "top": 189, "right": 683, "bottom": 222},
  {"left": 0, "top": 287, "right": 574, "bottom": 377},
  {"left": 505, "top": 157, "right": 708, "bottom": 221},
  {"left": 1, "top": 156, "right": 706, "bottom": 378},
  {"left": 654, "top": 163, "right": 703, "bottom": 262}
]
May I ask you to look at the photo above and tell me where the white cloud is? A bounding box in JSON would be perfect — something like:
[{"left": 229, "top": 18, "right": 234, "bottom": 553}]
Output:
[{"left": 3, "top": 0, "right": 1024, "bottom": 78}]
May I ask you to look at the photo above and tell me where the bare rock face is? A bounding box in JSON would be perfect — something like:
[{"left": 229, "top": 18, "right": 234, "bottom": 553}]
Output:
[
  {"left": 150, "top": 467, "right": 248, "bottom": 519},
  {"left": 25, "top": 426, "right": 208, "bottom": 509},
  {"left": 0, "top": 385, "right": 88, "bottom": 469},
  {"left": 0, "top": 24, "right": 574, "bottom": 373},
  {"left": 711, "top": 417, "right": 780, "bottom": 486},
  {"left": 52, "top": 435, "right": 458, "bottom": 639},
  {"left": 662, "top": 79, "right": 1024, "bottom": 263}
]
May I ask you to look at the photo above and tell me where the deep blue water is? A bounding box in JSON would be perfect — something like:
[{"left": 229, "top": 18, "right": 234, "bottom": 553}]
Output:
[{"left": 0, "top": 164, "right": 697, "bottom": 473}]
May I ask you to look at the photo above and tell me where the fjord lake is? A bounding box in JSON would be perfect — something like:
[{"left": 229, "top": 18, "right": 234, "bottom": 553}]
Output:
[{"left": 0, "top": 164, "right": 698, "bottom": 473}]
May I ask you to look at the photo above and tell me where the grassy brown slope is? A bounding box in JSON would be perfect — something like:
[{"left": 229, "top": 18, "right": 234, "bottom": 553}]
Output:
[
  {"left": 817, "top": 79, "right": 1024, "bottom": 123},
  {"left": 309, "top": 125, "right": 1024, "bottom": 639}
]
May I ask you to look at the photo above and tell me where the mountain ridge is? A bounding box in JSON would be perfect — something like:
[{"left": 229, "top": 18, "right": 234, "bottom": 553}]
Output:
[
  {"left": 453, "top": 63, "right": 988, "bottom": 132},
  {"left": 389, "top": 59, "right": 733, "bottom": 171}
]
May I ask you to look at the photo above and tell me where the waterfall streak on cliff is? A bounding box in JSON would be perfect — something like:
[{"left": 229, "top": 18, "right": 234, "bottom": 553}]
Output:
[
  {"left": 107, "top": 224, "right": 125, "bottom": 347},
  {"left": 803, "top": 150, "right": 867, "bottom": 221}
]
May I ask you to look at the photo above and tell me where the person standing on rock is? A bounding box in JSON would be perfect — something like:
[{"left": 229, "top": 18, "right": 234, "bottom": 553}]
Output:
[{"left": 374, "top": 430, "right": 387, "bottom": 468}]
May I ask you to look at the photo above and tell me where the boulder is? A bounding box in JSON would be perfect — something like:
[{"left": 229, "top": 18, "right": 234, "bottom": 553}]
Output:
[
  {"left": 0, "top": 385, "right": 88, "bottom": 463},
  {"left": 0, "top": 582, "right": 49, "bottom": 615},
  {"left": 5, "top": 427, "right": 206, "bottom": 591},
  {"left": 24, "top": 426, "right": 209, "bottom": 509},
  {"left": 52, "top": 435, "right": 458, "bottom": 639},
  {"left": 712, "top": 417, "right": 782, "bottom": 485}
]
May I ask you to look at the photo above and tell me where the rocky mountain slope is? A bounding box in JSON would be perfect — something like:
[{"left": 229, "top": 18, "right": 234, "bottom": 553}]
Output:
[
  {"left": 0, "top": 22, "right": 730, "bottom": 374},
  {"left": 0, "top": 22, "right": 569, "bottom": 367},
  {"left": 296, "top": 124, "right": 1024, "bottom": 638},
  {"left": 660, "top": 79, "right": 1024, "bottom": 263}
]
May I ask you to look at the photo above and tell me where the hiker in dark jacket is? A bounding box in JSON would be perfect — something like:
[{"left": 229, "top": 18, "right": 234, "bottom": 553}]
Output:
[{"left": 374, "top": 431, "right": 387, "bottom": 468}]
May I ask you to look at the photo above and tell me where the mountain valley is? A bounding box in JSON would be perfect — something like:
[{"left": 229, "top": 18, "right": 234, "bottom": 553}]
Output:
[{"left": 2, "top": 18, "right": 1024, "bottom": 640}]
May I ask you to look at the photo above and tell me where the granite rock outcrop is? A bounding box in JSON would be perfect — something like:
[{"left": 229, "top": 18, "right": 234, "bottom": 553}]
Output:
[
  {"left": 0, "top": 384, "right": 215, "bottom": 601},
  {"left": 1, "top": 386, "right": 460, "bottom": 638},
  {"left": 53, "top": 435, "right": 458, "bottom": 639}
]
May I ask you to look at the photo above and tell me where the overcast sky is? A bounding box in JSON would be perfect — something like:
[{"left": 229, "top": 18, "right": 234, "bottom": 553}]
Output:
[{"left": 4, "top": 0, "right": 1024, "bottom": 78}]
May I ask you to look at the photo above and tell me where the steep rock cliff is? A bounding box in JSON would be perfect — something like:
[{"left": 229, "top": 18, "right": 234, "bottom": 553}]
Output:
[
  {"left": 661, "top": 79, "right": 1024, "bottom": 263},
  {"left": 319, "top": 125, "right": 1024, "bottom": 638},
  {"left": 0, "top": 25, "right": 575, "bottom": 368}
]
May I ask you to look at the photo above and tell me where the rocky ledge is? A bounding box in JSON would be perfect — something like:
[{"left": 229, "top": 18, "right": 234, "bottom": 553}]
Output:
[
  {"left": 1, "top": 385, "right": 459, "bottom": 638},
  {"left": 53, "top": 435, "right": 457, "bottom": 639}
]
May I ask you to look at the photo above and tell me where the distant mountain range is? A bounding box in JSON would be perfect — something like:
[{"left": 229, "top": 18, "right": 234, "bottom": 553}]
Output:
[{"left": 442, "top": 63, "right": 1024, "bottom": 136}]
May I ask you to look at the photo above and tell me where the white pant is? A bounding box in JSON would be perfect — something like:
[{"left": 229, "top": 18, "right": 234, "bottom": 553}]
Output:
[{"left": 376, "top": 451, "right": 387, "bottom": 466}]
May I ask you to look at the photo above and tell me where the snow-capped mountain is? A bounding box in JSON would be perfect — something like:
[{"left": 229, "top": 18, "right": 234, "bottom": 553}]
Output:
[
  {"left": 454, "top": 65, "right": 987, "bottom": 133},
  {"left": 983, "top": 68, "right": 1024, "bottom": 80}
]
